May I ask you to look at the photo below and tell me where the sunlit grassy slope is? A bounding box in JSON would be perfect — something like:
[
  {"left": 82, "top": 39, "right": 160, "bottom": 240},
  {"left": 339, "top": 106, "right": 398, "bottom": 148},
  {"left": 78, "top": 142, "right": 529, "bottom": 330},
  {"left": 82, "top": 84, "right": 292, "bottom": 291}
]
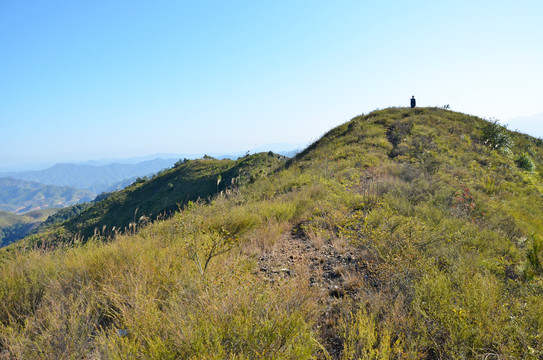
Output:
[{"left": 1, "top": 107, "right": 543, "bottom": 359}]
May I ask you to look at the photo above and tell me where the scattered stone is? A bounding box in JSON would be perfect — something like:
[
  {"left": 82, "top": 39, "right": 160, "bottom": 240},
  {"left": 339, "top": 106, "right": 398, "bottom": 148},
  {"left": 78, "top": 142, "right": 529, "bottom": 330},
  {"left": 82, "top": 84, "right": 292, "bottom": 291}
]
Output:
[
  {"left": 329, "top": 285, "right": 344, "bottom": 298},
  {"left": 257, "top": 225, "right": 361, "bottom": 314},
  {"left": 271, "top": 268, "right": 292, "bottom": 275},
  {"left": 325, "top": 270, "right": 342, "bottom": 280}
]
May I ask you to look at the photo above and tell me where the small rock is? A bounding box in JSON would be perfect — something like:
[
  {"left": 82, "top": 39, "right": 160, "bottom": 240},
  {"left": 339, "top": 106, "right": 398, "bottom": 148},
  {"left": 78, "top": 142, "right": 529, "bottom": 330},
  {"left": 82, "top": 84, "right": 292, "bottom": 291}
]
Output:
[
  {"left": 325, "top": 270, "right": 342, "bottom": 279},
  {"left": 272, "top": 268, "right": 292, "bottom": 275},
  {"left": 329, "top": 285, "right": 344, "bottom": 298}
]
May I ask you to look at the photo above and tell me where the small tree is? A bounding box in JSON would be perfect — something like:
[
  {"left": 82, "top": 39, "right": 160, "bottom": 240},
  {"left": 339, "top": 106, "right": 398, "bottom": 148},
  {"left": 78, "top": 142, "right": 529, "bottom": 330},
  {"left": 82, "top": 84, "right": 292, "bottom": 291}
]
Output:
[{"left": 181, "top": 220, "right": 237, "bottom": 279}]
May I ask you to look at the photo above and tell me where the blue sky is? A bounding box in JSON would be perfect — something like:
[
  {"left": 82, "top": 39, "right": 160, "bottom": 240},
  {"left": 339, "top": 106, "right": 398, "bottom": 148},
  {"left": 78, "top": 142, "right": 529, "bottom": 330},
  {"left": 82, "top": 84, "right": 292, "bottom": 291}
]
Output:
[{"left": 1, "top": 1, "right": 542, "bottom": 169}]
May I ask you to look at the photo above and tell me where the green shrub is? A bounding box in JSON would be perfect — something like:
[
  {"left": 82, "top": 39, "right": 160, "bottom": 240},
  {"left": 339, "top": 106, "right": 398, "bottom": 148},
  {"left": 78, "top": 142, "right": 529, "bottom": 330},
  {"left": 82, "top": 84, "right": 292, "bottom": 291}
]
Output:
[
  {"left": 516, "top": 152, "right": 535, "bottom": 172},
  {"left": 481, "top": 120, "right": 512, "bottom": 151},
  {"left": 339, "top": 308, "right": 392, "bottom": 360},
  {"left": 526, "top": 233, "right": 543, "bottom": 276}
]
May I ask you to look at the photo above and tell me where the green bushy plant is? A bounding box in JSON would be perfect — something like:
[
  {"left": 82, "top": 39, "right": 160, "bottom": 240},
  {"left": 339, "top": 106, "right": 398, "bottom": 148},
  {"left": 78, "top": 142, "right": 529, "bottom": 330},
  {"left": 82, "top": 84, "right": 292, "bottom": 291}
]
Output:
[
  {"left": 481, "top": 119, "right": 512, "bottom": 151},
  {"left": 516, "top": 152, "right": 535, "bottom": 171},
  {"left": 526, "top": 233, "right": 542, "bottom": 276}
]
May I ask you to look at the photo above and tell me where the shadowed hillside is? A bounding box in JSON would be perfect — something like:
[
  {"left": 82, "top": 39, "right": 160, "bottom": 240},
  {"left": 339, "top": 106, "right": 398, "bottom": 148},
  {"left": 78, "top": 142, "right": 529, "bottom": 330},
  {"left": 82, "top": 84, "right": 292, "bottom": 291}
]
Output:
[{"left": 1, "top": 108, "right": 543, "bottom": 359}]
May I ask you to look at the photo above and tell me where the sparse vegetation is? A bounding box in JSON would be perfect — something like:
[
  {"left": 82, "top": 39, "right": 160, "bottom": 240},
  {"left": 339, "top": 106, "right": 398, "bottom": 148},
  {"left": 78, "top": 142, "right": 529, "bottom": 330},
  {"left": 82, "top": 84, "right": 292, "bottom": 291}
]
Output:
[{"left": 1, "top": 108, "right": 543, "bottom": 358}]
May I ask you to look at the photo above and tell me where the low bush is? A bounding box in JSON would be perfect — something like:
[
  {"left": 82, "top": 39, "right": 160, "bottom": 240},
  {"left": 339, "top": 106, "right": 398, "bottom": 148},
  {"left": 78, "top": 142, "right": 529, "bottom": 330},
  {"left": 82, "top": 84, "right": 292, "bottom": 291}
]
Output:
[
  {"left": 516, "top": 152, "right": 535, "bottom": 171},
  {"left": 481, "top": 120, "right": 512, "bottom": 151}
]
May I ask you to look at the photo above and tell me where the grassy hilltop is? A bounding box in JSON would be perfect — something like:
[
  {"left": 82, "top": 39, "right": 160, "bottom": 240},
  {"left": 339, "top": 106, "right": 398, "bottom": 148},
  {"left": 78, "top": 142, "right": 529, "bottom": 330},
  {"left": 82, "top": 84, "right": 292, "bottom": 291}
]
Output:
[{"left": 1, "top": 107, "right": 543, "bottom": 359}]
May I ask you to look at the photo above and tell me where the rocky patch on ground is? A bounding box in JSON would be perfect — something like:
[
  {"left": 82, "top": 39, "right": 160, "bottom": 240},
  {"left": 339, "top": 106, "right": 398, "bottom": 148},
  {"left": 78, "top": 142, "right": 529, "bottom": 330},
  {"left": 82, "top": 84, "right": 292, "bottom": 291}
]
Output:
[{"left": 256, "top": 226, "right": 382, "bottom": 357}]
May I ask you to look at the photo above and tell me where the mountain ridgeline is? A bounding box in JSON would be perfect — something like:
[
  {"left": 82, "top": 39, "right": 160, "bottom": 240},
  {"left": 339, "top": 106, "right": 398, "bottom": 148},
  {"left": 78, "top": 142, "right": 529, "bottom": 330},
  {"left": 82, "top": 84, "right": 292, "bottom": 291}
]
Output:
[
  {"left": 21, "top": 152, "right": 287, "bottom": 246},
  {"left": 1, "top": 108, "right": 543, "bottom": 359}
]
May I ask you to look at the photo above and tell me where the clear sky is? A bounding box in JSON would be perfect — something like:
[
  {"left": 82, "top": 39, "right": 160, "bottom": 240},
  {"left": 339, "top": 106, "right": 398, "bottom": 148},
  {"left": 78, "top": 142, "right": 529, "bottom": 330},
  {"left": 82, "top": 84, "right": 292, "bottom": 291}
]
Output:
[{"left": 1, "top": 0, "right": 542, "bottom": 169}]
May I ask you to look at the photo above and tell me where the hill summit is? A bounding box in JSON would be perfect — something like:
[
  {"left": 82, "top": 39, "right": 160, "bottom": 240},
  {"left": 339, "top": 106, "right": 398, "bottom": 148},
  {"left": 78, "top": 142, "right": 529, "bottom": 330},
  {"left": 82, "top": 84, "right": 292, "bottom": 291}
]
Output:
[{"left": 1, "top": 107, "right": 542, "bottom": 359}]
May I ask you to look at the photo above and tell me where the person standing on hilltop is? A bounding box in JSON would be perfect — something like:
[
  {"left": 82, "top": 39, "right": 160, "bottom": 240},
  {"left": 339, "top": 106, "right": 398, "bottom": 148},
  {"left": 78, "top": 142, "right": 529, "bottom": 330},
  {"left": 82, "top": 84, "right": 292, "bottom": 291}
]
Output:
[{"left": 410, "top": 96, "right": 416, "bottom": 108}]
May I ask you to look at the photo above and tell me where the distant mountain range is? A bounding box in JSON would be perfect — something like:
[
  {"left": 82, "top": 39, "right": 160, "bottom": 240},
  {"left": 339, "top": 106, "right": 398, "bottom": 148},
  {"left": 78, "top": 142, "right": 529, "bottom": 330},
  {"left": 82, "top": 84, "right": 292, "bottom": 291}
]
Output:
[
  {"left": 0, "top": 177, "right": 95, "bottom": 214},
  {"left": 0, "top": 144, "right": 305, "bottom": 172},
  {"left": 0, "top": 158, "right": 179, "bottom": 193},
  {"left": 0, "top": 152, "right": 292, "bottom": 245},
  {"left": 72, "top": 144, "right": 305, "bottom": 166}
]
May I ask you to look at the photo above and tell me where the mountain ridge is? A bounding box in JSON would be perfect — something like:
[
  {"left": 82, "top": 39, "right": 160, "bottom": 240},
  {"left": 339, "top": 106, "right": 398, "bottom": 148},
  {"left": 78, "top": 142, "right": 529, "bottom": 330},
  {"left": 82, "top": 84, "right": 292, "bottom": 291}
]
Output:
[
  {"left": 1, "top": 107, "right": 543, "bottom": 358},
  {"left": 19, "top": 152, "right": 288, "bottom": 247}
]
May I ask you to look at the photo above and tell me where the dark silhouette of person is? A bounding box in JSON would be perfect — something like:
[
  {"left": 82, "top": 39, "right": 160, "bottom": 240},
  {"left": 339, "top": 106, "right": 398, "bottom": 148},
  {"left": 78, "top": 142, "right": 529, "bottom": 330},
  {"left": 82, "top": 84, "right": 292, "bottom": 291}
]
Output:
[{"left": 410, "top": 96, "right": 416, "bottom": 108}]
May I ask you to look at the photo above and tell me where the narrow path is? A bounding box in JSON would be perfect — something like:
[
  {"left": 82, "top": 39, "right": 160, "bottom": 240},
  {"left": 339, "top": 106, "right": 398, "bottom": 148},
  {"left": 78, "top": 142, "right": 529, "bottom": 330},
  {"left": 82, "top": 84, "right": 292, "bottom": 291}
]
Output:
[{"left": 256, "top": 226, "right": 373, "bottom": 358}]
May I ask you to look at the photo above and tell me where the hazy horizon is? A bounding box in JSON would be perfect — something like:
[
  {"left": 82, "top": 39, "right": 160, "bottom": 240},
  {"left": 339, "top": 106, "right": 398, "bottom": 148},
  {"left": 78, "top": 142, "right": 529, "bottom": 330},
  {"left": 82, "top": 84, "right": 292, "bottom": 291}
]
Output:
[
  {"left": 2, "top": 109, "right": 542, "bottom": 171},
  {"left": 0, "top": 142, "right": 307, "bottom": 172}
]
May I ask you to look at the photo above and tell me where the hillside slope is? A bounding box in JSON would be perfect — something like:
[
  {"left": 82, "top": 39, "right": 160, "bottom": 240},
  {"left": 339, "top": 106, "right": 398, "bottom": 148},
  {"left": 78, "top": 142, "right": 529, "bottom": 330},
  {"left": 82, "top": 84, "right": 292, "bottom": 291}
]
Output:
[
  {"left": 21, "top": 152, "right": 287, "bottom": 246},
  {"left": 1, "top": 108, "right": 542, "bottom": 359},
  {"left": 0, "top": 209, "right": 59, "bottom": 247}
]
